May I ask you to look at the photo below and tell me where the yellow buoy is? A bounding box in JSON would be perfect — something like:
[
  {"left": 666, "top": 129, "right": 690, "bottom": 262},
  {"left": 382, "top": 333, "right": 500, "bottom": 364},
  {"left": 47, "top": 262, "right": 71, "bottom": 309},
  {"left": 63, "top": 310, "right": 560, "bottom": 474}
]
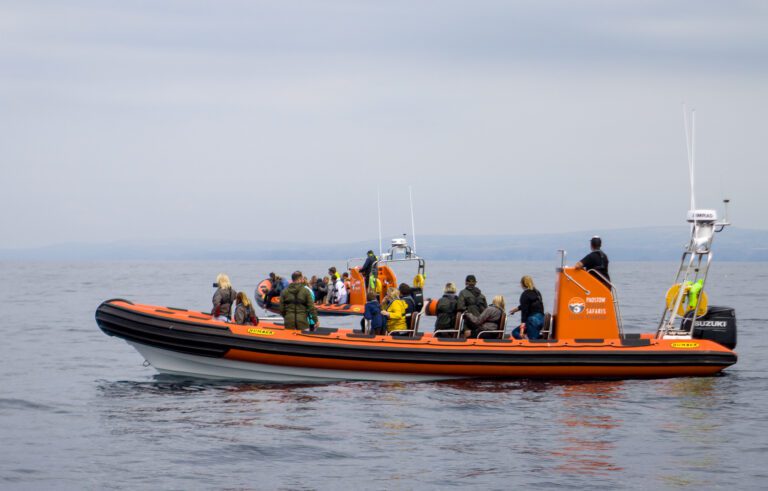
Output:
[{"left": 665, "top": 283, "right": 708, "bottom": 316}]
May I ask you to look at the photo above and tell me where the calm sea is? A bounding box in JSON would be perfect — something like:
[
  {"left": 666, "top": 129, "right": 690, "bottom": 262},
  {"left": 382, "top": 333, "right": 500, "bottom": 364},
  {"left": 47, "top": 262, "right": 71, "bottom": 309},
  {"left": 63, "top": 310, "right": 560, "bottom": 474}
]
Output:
[{"left": 1, "top": 260, "right": 766, "bottom": 490}]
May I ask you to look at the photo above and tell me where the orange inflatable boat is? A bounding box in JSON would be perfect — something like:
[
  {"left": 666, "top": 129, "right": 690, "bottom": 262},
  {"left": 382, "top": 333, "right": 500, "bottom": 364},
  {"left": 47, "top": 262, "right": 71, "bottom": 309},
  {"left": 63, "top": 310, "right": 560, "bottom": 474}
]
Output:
[
  {"left": 95, "top": 209, "right": 737, "bottom": 382},
  {"left": 95, "top": 266, "right": 736, "bottom": 382},
  {"left": 255, "top": 241, "right": 424, "bottom": 316}
]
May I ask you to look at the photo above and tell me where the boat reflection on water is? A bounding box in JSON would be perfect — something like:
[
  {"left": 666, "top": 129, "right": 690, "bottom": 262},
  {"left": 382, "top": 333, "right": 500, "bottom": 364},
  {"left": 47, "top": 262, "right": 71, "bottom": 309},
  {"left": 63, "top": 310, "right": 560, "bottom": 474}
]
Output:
[
  {"left": 551, "top": 381, "right": 624, "bottom": 475},
  {"left": 656, "top": 377, "right": 727, "bottom": 487}
]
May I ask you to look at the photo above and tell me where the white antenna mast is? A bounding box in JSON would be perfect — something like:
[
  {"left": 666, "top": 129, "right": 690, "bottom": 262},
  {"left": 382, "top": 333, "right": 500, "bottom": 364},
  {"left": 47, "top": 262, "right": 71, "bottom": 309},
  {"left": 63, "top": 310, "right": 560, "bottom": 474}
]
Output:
[
  {"left": 409, "top": 185, "right": 417, "bottom": 253},
  {"left": 683, "top": 104, "right": 696, "bottom": 211},
  {"left": 377, "top": 186, "right": 383, "bottom": 256}
]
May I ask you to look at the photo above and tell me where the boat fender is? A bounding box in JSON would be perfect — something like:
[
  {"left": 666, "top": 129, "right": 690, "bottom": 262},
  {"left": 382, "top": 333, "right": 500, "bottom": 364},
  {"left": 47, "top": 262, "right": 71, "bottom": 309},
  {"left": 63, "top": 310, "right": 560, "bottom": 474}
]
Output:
[
  {"left": 425, "top": 298, "right": 438, "bottom": 316},
  {"left": 413, "top": 274, "right": 425, "bottom": 288}
]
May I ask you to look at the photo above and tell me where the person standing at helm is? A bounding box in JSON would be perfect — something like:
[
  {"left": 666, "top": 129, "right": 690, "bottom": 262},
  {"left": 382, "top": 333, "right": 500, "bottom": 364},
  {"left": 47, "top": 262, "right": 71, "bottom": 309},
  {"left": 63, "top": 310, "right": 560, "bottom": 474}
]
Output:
[
  {"left": 280, "top": 271, "right": 319, "bottom": 330},
  {"left": 360, "top": 250, "right": 377, "bottom": 289},
  {"left": 457, "top": 275, "right": 487, "bottom": 334},
  {"left": 575, "top": 236, "right": 610, "bottom": 284},
  {"left": 212, "top": 273, "right": 237, "bottom": 322}
]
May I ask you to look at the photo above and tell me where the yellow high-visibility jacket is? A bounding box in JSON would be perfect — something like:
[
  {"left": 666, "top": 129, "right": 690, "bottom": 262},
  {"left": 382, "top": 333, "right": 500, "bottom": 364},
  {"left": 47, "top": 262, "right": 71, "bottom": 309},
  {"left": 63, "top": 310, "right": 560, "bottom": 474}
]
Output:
[{"left": 386, "top": 299, "right": 408, "bottom": 332}]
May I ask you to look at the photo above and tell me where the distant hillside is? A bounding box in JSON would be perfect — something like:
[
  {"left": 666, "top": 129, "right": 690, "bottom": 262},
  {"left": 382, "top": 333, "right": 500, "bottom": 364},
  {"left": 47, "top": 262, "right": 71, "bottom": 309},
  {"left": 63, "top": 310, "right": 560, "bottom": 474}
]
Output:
[{"left": 1, "top": 227, "right": 767, "bottom": 261}]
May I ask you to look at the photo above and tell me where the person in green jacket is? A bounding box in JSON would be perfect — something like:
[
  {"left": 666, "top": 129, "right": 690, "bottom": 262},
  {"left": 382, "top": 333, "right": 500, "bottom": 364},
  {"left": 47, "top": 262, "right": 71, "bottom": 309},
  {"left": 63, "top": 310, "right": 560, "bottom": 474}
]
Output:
[{"left": 280, "top": 271, "right": 319, "bottom": 330}]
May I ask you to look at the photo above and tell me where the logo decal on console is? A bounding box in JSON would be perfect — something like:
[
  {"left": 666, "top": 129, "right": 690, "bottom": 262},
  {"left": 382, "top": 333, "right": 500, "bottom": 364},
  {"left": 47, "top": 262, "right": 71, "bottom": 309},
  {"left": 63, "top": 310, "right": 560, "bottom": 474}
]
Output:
[{"left": 568, "top": 297, "right": 586, "bottom": 314}]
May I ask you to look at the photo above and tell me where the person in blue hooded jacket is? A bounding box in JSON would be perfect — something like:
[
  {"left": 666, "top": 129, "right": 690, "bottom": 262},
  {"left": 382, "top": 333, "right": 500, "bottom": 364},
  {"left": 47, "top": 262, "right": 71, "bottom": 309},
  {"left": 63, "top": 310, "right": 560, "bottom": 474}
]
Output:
[{"left": 362, "top": 291, "right": 385, "bottom": 335}]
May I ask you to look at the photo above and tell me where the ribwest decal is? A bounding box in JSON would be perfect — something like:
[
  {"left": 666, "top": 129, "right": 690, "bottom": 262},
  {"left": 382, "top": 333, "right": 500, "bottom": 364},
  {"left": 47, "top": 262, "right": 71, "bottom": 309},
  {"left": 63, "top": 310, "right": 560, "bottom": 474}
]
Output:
[
  {"left": 670, "top": 342, "right": 700, "bottom": 349},
  {"left": 248, "top": 328, "right": 274, "bottom": 336}
]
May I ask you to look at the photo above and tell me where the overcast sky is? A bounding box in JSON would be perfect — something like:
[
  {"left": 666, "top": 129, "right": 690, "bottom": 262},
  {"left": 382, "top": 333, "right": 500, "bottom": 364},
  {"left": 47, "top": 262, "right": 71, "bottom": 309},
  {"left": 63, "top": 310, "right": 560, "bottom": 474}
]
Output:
[{"left": 2, "top": 0, "right": 767, "bottom": 248}]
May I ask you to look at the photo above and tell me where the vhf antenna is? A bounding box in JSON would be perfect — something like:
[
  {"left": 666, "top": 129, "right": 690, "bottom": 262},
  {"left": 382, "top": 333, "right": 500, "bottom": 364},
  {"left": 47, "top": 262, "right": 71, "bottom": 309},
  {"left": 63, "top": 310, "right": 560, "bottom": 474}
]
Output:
[
  {"left": 683, "top": 103, "right": 696, "bottom": 213},
  {"left": 409, "top": 185, "right": 417, "bottom": 254},
  {"left": 377, "top": 186, "right": 383, "bottom": 257}
]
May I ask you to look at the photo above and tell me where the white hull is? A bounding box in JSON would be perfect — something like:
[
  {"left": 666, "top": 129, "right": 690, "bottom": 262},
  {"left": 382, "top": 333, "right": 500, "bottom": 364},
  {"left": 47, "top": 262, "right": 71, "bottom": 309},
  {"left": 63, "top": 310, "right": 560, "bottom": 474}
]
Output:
[{"left": 127, "top": 341, "right": 461, "bottom": 383}]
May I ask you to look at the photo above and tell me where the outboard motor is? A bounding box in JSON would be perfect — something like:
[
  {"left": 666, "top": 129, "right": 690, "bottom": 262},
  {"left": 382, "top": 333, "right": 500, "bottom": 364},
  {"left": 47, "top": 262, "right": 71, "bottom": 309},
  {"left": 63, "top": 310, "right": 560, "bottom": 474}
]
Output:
[{"left": 682, "top": 306, "right": 737, "bottom": 349}]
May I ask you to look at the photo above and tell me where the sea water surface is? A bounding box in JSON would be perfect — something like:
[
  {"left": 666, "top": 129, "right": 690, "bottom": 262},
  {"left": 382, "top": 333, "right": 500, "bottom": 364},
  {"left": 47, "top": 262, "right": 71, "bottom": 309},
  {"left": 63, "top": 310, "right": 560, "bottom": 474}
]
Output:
[{"left": 1, "top": 260, "right": 766, "bottom": 490}]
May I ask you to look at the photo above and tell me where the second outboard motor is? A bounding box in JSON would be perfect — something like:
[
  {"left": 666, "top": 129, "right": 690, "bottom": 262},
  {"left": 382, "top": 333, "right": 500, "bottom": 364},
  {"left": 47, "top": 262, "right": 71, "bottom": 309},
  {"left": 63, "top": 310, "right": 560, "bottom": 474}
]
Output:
[{"left": 683, "top": 306, "right": 737, "bottom": 349}]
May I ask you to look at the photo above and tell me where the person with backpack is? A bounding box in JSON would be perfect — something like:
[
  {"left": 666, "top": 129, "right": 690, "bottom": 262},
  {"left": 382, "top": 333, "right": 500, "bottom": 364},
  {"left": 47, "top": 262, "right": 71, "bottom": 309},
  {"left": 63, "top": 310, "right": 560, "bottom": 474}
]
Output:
[
  {"left": 509, "top": 275, "right": 545, "bottom": 340},
  {"left": 434, "top": 282, "right": 459, "bottom": 337},
  {"left": 234, "top": 291, "right": 259, "bottom": 326},
  {"left": 280, "top": 271, "right": 319, "bottom": 330}
]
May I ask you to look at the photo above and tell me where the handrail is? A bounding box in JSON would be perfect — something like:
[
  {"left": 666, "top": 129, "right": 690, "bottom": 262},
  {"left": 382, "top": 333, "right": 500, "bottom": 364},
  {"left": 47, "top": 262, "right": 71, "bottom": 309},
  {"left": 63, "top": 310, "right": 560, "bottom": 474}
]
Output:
[
  {"left": 345, "top": 257, "right": 368, "bottom": 271},
  {"left": 563, "top": 270, "right": 591, "bottom": 295},
  {"left": 434, "top": 312, "right": 466, "bottom": 339},
  {"left": 475, "top": 313, "right": 507, "bottom": 339},
  {"left": 587, "top": 268, "right": 624, "bottom": 337}
]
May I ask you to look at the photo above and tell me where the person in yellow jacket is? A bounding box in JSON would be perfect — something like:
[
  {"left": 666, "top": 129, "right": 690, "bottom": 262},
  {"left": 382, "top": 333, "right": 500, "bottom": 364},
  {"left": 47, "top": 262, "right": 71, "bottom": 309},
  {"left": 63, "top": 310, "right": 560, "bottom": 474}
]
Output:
[{"left": 381, "top": 288, "right": 408, "bottom": 332}]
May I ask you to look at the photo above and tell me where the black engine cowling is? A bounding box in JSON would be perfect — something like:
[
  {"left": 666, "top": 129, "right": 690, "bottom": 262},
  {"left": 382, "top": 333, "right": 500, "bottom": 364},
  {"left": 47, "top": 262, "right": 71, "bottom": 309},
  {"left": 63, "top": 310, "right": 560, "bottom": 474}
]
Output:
[{"left": 683, "top": 305, "right": 737, "bottom": 350}]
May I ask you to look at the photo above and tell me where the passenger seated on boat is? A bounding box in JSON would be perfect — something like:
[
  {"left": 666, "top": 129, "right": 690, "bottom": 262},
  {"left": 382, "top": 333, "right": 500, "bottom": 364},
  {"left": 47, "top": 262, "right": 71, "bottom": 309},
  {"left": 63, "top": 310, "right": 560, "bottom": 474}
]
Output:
[
  {"left": 399, "top": 283, "right": 416, "bottom": 314},
  {"left": 280, "top": 271, "right": 319, "bottom": 330},
  {"left": 212, "top": 273, "right": 237, "bottom": 322},
  {"left": 313, "top": 276, "right": 328, "bottom": 304},
  {"left": 264, "top": 274, "right": 289, "bottom": 308},
  {"left": 381, "top": 288, "right": 408, "bottom": 333},
  {"left": 509, "top": 276, "right": 544, "bottom": 340},
  {"left": 323, "top": 276, "right": 336, "bottom": 305},
  {"left": 362, "top": 291, "right": 386, "bottom": 335},
  {"left": 335, "top": 274, "right": 348, "bottom": 304},
  {"left": 368, "top": 276, "right": 382, "bottom": 296},
  {"left": 458, "top": 275, "right": 488, "bottom": 334},
  {"left": 466, "top": 295, "right": 505, "bottom": 338},
  {"left": 234, "top": 292, "right": 259, "bottom": 326},
  {"left": 342, "top": 272, "right": 352, "bottom": 302},
  {"left": 434, "top": 282, "right": 458, "bottom": 337}
]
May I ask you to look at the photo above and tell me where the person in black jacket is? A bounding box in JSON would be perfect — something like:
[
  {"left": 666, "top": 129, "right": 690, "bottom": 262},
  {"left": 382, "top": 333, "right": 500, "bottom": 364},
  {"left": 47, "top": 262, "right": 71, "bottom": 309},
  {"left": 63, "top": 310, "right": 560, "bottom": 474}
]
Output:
[
  {"left": 509, "top": 276, "right": 544, "bottom": 339},
  {"left": 360, "top": 250, "right": 377, "bottom": 289},
  {"left": 434, "top": 282, "right": 458, "bottom": 337},
  {"left": 399, "top": 283, "right": 416, "bottom": 329},
  {"left": 575, "top": 236, "right": 610, "bottom": 285},
  {"left": 457, "top": 275, "right": 487, "bottom": 334},
  {"left": 313, "top": 276, "right": 328, "bottom": 304}
]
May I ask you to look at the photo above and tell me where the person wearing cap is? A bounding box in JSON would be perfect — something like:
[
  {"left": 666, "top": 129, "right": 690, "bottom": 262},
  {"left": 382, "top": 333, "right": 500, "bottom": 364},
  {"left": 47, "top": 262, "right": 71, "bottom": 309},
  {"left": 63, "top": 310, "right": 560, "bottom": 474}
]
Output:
[
  {"left": 280, "top": 270, "right": 319, "bottom": 330},
  {"left": 360, "top": 250, "right": 377, "bottom": 290},
  {"left": 457, "top": 274, "right": 488, "bottom": 337},
  {"left": 575, "top": 236, "right": 611, "bottom": 285}
]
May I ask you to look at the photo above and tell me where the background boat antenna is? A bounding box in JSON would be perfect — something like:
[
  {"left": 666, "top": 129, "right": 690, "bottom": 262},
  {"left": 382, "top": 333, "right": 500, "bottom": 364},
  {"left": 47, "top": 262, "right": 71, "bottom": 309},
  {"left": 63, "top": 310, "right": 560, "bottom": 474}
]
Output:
[{"left": 409, "top": 185, "right": 417, "bottom": 254}]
